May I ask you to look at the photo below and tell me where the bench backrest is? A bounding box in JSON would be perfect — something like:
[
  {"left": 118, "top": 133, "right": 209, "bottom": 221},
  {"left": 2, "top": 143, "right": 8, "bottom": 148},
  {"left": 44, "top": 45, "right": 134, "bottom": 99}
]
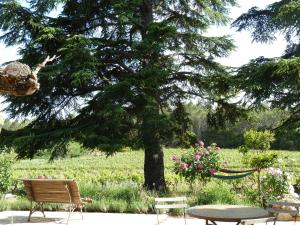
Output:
[{"left": 22, "top": 179, "right": 82, "bottom": 204}]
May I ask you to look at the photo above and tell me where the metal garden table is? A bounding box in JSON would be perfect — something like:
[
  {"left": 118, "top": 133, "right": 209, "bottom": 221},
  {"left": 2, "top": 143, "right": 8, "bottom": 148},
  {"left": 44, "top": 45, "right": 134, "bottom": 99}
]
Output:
[{"left": 187, "top": 205, "right": 270, "bottom": 225}]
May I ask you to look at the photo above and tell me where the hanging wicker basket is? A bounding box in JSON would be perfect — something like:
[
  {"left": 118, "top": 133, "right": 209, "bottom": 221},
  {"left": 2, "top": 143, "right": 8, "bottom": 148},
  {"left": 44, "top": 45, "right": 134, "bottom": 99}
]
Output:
[
  {"left": 0, "top": 56, "right": 57, "bottom": 96},
  {"left": 0, "top": 62, "right": 39, "bottom": 96}
]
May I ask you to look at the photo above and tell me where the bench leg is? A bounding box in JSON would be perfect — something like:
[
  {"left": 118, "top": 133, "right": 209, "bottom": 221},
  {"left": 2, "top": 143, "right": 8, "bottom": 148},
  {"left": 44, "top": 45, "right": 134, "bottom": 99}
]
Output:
[
  {"left": 28, "top": 202, "right": 46, "bottom": 221},
  {"left": 67, "top": 205, "right": 73, "bottom": 225},
  {"left": 79, "top": 205, "right": 83, "bottom": 220},
  {"left": 67, "top": 204, "right": 78, "bottom": 224},
  {"left": 41, "top": 203, "right": 45, "bottom": 218},
  {"left": 184, "top": 209, "right": 186, "bottom": 225},
  {"left": 66, "top": 203, "right": 85, "bottom": 224},
  {"left": 28, "top": 201, "right": 33, "bottom": 222}
]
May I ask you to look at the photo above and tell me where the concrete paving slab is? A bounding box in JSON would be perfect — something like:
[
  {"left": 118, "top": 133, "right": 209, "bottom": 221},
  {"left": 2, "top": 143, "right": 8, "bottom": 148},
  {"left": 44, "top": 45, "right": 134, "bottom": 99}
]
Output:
[{"left": 0, "top": 211, "right": 296, "bottom": 225}]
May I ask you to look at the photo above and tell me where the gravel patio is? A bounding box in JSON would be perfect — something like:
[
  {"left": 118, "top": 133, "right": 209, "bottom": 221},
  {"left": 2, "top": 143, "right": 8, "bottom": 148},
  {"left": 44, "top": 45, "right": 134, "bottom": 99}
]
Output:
[{"left": 0, "top": 211, "right": 296, "bottom": 225}]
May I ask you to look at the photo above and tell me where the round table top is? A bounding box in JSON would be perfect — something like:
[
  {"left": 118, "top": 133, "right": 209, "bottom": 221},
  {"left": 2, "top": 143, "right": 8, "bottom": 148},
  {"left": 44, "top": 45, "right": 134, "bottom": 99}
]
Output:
[{"left": 187, "top": 205, "right": 270, "bottom": 222}]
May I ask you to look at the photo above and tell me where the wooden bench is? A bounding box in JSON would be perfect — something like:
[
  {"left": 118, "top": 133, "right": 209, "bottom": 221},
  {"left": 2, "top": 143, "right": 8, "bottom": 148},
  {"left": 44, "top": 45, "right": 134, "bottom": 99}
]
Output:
[{"left": 22, "top": 179, "right": 91, "bottom": 224}]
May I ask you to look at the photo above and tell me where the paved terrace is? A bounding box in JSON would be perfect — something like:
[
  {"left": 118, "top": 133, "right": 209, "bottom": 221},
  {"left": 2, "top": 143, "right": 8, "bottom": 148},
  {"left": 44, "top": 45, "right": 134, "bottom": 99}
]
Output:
[{"left": 0, "top": 211, "right": 296, "bottom": 225}]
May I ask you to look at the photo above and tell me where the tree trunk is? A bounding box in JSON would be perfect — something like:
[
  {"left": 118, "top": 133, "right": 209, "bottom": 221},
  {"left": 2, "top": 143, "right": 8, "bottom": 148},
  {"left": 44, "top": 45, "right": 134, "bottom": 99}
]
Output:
[
  {"left": 142, "top": 106, "right": 166, "bottom": 191},
  {"left": 143, "top": 143, "right": 166, "bottom": 191},
  {"left": 139, "top": 0, "right": 166, "bottom": 191}
]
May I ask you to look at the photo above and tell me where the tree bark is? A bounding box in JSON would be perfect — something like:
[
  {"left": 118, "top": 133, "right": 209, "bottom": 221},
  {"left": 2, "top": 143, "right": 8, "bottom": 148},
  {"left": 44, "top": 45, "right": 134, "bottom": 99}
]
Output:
[
  {"left": 140, "top": 0, "right": 166, "bottom": 191},
  {"left": 143, "top": 145, "right": 166, "bottom": 191},
  {"left": 142, "top": 105, "right": 166, "bottom": 191}
]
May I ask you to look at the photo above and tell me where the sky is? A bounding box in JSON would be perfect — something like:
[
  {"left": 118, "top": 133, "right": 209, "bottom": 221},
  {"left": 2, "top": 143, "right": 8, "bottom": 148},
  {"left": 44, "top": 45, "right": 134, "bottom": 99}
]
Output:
[
  {"left": 211, "top": 0, "right": 286, "bottom": 66},
  {"left": 0, "top": 0, "right": 287, "bottom": 117}
]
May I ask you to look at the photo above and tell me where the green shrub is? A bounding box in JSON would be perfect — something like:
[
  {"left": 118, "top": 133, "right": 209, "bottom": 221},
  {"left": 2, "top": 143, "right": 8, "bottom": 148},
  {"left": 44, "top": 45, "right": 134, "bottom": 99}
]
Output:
[
  {"left": 98, "top": 181, "right": 140, "bottom": 202},
  {"left": 67, "top": 142, "right": 86, "bottom": 158},
  {"left": 0, "top": 152, "right": 16, "bottom": 193},
  {"left": 242, "top": 152, "right": 278, "bottom": 170},
  {"left": 240, "top": 130, "right": 278, "bottom": 206},
  {"left": 80, "top": 181, "right": 153, "bottom": 213},
  {"left": 243, "top": 130, "right": 275, "bottom": 151},
  {"left": 261, "top": 167, "right": 290, "bottom": 201},
  {"left": 195, "top": 184, "right": 245, "bottom": 205}
]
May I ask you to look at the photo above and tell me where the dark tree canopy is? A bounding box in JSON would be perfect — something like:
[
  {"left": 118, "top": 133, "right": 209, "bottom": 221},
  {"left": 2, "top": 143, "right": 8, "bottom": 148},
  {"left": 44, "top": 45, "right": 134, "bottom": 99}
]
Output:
[
  {"left": 0, "top": 0, "right": 236, "bottom": 190},
  {"left": 232, "top": 0, "right": 300, "bottom": 130}
]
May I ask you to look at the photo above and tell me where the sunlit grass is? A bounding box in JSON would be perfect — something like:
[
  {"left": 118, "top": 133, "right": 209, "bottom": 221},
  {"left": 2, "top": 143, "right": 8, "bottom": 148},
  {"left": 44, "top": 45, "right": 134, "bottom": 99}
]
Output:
[
  {"left": 5, "top": 148, "right": 300, "bottom": 213},
  {"left": 13, "top": 148, "right": 300, "bottom": 181}
]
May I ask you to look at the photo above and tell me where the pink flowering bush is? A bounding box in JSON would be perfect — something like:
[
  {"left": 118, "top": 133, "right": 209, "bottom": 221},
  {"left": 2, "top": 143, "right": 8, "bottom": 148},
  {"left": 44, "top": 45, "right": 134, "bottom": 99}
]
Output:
[{"left": 172, "top": 141, "right": 221, "bottom": 183}]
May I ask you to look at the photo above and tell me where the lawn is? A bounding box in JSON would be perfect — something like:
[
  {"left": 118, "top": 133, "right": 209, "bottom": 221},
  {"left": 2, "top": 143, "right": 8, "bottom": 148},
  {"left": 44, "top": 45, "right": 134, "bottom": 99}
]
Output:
[
  {"left": 3, "top": 148, "right": 299, "bottom": 213},
  {"left": 12, "top": 148, "right": 300, "bottom": 184}
]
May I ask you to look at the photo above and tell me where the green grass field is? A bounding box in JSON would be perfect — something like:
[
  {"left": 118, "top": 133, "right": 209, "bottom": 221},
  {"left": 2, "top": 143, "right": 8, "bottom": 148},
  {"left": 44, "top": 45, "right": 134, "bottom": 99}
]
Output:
[
  {"left": 13, "top": 148, "right": 300, "bottom": 183},
  {"left": 4, "top": 148, "right": 299, "bottom": 213}
]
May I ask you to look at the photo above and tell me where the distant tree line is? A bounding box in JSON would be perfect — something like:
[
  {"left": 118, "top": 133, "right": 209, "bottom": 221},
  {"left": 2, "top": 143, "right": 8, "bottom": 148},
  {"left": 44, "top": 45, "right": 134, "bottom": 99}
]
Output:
[
  {"left": 170, "top": 103, "right": 300, "bottom": 150},
  {"left": 1, "top": 105, "right": 300, "bottom": 151}
]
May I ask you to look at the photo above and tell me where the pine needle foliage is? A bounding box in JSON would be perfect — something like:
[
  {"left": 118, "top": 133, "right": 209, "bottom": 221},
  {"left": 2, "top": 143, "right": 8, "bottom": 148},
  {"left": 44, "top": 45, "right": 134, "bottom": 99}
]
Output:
[
  {"left": 232, "top": 0, "right": 300, "bottom": 131},
  {"left": 0, "top": 0, "right": 236, "bottom": 190}
]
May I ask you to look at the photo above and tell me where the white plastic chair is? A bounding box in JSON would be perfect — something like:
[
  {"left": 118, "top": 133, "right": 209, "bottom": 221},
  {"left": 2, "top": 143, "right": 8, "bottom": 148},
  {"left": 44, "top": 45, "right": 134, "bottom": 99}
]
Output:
[
  {"left": 241, "top": 217, "right": 276, "bottom": 225},
  {"left": 154, "top": 197, "right": 187, "bottom": 225}
]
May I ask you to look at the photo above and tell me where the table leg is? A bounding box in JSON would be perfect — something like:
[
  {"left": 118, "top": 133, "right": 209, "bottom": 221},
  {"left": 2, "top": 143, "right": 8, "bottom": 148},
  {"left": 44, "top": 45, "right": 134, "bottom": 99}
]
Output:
[{"left": 206, "top": 219, "right": 217, "bottom": 225}]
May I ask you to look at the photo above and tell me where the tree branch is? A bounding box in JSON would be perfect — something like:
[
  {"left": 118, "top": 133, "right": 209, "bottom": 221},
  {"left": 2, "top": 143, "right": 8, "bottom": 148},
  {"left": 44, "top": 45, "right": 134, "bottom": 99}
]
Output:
[{"left": 32, "top": 55, "right": 58, "bottom": 77}]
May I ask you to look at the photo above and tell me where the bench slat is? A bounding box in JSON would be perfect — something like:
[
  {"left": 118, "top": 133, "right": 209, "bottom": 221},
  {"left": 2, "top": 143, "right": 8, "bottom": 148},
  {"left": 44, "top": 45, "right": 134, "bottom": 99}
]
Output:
[{"left": 22, "top": 179, "right": 83, "bottom": 205}]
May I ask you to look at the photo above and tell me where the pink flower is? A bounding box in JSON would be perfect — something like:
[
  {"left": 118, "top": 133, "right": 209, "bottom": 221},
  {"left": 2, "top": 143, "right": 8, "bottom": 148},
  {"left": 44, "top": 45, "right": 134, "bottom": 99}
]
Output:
[
  {"left": 198, "top": 141, "right": 204, "bottom": 147},
  {"left": 206, "top": 146, "right": 211, "bottom": 151},
  {"left": 209, "top": 168, "right": 216, "bottom": 175},
  {"left": 216, "top": 147, "right": 221, "bottom": 151},
  {"left": 194, "top": 154, "right": 202, "bottom": 160},
  {"left": 171, "top": 155, "right": 177, "bottom": 161},
  {"left": 180, "top": 163, "right": 189, "bottom": 170},
  {"left": 197, "top": 163, "right": 204, "bottom": 169}
]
